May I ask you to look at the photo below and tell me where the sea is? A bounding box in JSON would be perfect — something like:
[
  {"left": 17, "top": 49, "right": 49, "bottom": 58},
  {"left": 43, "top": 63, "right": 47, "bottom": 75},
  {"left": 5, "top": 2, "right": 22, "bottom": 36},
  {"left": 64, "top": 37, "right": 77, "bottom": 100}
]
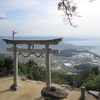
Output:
[
  {"left": 66, "top": 40, "right": 100, "bottom": 56},
  {"left": 1, "top": 36, "right": 100, "bottom": 56}
]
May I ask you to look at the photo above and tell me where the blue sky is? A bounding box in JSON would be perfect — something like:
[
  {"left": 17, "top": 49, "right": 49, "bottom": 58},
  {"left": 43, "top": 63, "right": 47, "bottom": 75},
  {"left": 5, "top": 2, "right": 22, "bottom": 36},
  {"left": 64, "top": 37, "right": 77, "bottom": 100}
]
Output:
[{"left": 0, "top": 0, "right": 100, "bottom": 39}]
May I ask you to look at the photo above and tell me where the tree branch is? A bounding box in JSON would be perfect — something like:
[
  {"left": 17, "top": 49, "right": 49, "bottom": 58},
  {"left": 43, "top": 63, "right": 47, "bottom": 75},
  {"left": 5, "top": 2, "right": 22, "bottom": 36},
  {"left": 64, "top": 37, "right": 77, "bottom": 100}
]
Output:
[{"left": 58, "top": 0, "right": 95, "bottom": 27}]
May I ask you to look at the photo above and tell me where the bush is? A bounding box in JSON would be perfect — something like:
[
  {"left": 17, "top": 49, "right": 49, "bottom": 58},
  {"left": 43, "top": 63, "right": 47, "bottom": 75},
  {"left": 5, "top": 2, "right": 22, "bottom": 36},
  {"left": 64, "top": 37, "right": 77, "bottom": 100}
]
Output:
[
  {"left": 51, "top": 71, "right": 69, "bottom": 84},
  {"left": 0, "top": 56, "right": 13, "bottom": 76},
  {"left": 18, "top": 59, "right": 46, "bottom": 81},
  {"left": 83, "top": 74, "right": 100, "bottom": 91}
]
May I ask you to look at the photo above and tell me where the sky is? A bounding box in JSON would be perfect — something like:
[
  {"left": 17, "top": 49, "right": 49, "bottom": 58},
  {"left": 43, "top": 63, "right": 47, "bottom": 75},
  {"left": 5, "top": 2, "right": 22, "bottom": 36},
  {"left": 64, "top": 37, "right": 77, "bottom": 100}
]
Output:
[{"left": 0, "top": 0, "right": 100, "bottom": 39}]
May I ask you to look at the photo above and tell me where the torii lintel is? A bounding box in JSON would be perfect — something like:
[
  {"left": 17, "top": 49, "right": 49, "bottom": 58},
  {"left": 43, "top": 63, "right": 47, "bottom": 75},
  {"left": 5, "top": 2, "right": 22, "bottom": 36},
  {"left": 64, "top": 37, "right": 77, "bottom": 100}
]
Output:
[{"left": 3, "top": 38, "right": 63, "bottom": 45}]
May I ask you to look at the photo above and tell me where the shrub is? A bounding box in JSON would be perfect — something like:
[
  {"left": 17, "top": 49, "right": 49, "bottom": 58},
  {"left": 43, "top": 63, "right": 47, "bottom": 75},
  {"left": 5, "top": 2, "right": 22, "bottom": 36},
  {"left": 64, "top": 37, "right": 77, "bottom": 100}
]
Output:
[{"left": 83, "top": 74, "right": 100, "bottom": 91}]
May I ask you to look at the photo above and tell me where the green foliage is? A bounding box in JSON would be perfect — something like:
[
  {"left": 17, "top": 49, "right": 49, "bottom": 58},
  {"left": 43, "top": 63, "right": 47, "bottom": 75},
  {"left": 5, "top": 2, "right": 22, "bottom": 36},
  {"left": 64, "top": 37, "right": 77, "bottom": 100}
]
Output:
[
  {"left": 18, "top": 59, "right": 46, "bottom": 81},
  {"left": 79, "top": 70, "right": 90, "bottom": 81},
  {"left": 0, "top": 54, "right": 5, "bottom": 59},
  {"left": 18, "top": 62, "right": 27, "bottom": 75},
  {"left": 0, "top": 56, "right": 13, "bottom": 76},
  {"left": 83, "top": 74, "right": 100, "bottom": 91},
  {"left": 27, "top": 65, "right": 46, "bottom": 81},
  {"left": 26, "top": 59, "right": 37, "bottom": 68},
  {"left": 0, "top": 56, "right": 46, "bottom": 81},
  {"left": 82, "top": 67, "right": 100, "bottom": 91},
  {"left": 3, "top": 56, "right": 13, "bottom": 74},
  {"left": 74, "top": 64, "right": 92, "bottom": 70},
  {"left": 51, "top": 71, "right": 69, "bottom": 84},
  {"left": 66, "top": 75, "right": 82, "bottom": 87},
  {"left": 91, "top": 66, "right": 99, "bottom": 75}
]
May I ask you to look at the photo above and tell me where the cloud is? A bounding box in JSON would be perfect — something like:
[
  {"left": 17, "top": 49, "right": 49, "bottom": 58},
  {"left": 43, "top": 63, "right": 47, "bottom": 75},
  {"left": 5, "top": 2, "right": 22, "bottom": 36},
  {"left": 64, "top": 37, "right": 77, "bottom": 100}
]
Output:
[
  {"left": 0, "top": 13, "right": 6, "bottom": 17},
  {"left": 0, "top": 0, "right": 39, "bottom": 11}
]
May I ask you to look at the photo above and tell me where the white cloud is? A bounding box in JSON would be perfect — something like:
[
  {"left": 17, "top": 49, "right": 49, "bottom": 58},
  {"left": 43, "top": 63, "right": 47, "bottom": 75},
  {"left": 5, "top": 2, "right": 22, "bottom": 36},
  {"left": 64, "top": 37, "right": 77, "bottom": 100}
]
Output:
[
  {"left": 0, "top": 13, "right": 6, "bottom": 17},
  {"left": 0, "top": 0, "right": 39, "bottom": 11}
]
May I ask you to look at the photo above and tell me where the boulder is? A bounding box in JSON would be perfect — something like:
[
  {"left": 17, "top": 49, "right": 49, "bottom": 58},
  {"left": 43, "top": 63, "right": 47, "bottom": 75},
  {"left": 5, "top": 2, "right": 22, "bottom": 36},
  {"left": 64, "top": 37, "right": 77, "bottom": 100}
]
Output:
[{"left": 41, "top": 86, "right": 68, "bottom": 100}]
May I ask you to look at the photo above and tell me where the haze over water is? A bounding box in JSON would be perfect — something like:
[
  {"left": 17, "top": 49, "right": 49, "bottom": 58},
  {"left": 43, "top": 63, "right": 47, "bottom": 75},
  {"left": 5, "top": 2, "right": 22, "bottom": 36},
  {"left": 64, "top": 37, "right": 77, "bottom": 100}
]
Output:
[{"left": 67, "top": 40, "right": 100, "bottom": 56}]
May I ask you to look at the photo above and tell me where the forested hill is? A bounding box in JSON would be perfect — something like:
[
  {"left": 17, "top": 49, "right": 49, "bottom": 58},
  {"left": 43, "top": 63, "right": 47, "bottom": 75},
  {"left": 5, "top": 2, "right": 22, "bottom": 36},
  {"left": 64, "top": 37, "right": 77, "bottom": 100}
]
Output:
[{"left": 54, "top": 49, "right": 100, "bottom": 58}]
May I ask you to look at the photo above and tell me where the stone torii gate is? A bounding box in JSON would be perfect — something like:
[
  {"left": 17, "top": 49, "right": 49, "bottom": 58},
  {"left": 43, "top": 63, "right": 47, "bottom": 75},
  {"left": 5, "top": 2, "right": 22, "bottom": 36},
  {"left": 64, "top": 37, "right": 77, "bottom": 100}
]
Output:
[{"left": 3, "top": 38, "right": 62, "bottom": 90}]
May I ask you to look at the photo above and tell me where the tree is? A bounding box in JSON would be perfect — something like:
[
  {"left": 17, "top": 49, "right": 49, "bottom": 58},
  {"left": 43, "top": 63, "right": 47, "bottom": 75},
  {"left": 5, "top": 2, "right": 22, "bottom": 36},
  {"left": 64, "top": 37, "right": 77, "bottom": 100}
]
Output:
[
  {"left": 26, "top": 59, "right": 37, "bottom": 68},
  {"left": 18, "top": 62, "right": 27, "bottom": 75},
  {"left": 58, "top": 0, "right": 95, "bottom": 27},
  {"left": 21, "top": 59, "right": 46, "bottom": 81},
  {"left": 83, "top": 74, "right": 100, "bottom": 91},
  {"left": 51, "top": 71, "right": 68, "bottom": 84},
  {"left": 0, "top": 56, "right": 13, "bottom": 76},
  {"left": 3, "top": 56, "right": 13, "bottom": 75},
  {"left": 91, "top": 66, "right": 99, "bottom": 75},
  {"left": 74, "top": 64, "right": 92, "bottom": 70}
]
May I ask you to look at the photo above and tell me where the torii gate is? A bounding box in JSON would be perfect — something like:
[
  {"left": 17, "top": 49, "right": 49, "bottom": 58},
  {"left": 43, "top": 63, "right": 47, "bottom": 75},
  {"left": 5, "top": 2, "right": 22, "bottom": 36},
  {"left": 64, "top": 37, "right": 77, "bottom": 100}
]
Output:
[{"left": 3, "top": 38, "right": 62, "bottom": 90}]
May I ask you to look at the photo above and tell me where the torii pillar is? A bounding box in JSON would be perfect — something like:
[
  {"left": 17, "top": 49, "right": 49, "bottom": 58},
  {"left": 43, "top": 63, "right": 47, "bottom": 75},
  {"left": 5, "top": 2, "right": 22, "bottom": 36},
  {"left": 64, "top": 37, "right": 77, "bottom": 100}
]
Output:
[
  {"left": 3, "top": 38, "right": 63, "bottom": 90},
  {"left": 10, "top": 43, "right": 21, "bottom": 90},
  {"left": 45, "top": 44, "right": 51, "bottom": 88}
]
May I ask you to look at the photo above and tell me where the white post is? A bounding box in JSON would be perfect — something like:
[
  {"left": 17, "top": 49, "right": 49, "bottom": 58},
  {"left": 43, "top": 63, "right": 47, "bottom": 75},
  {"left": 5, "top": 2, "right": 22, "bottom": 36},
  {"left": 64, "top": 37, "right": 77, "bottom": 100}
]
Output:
[
  {"left": 10, "top": 43, "right": 21, "bottom": 90},
  {"left": 45, "top": 44, "right": 51, "bottom": 89}
]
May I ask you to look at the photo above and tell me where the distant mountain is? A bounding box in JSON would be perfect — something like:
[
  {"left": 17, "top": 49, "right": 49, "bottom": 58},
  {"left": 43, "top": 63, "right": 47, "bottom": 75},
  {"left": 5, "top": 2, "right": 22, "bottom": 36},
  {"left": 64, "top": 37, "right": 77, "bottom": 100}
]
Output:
[
  {"left": 54, "top": 49, "right": 100, "bottom": 58},
  {"left": 0, "top": 36, "right": 93, "bottom": 52}
]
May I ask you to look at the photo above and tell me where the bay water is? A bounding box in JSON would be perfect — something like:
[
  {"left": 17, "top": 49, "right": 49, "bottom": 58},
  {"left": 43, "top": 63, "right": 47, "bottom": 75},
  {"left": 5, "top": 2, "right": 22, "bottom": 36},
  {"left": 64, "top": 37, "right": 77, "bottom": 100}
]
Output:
[{"left": 67, "top": 40, "right": 100, "bottom": 56}]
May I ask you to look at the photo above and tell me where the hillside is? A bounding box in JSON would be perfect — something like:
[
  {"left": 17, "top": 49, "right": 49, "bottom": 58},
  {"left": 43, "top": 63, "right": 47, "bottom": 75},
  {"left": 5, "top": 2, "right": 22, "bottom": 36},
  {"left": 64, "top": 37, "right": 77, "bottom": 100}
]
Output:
[
  {"left": 54, "top": 49, "right": 100, "bottom": 58},
  {"left": 0, "top": 76, "right": 98, "bottom": 100}
]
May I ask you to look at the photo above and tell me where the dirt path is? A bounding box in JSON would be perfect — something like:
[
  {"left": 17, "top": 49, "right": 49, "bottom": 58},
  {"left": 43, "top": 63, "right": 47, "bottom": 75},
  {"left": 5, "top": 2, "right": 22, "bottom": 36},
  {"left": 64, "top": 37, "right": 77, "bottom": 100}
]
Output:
[{"left": 0, "top": 76, "right": 97, "bottom": 100}]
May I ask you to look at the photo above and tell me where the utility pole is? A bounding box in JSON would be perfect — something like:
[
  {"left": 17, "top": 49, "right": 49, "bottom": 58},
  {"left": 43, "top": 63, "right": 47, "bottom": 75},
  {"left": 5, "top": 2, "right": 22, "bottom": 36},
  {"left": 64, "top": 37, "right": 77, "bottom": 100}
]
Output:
[{"left": 12, "top": 30, "right": 17, "bottom": 39}]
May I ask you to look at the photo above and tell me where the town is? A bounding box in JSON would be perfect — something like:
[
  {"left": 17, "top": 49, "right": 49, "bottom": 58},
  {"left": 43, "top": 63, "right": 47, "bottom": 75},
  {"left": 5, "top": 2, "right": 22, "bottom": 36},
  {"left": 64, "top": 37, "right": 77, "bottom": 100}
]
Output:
[{"left": 36, "top": 52, "right": 100, "bottom": 74}]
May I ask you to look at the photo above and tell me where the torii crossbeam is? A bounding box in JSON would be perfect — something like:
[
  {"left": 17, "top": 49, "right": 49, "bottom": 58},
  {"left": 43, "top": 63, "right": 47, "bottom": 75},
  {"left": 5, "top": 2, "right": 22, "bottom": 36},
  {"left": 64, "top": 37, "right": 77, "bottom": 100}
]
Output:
[{"left": 3, "top": 38, "right": 63, "bottom": 90}]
